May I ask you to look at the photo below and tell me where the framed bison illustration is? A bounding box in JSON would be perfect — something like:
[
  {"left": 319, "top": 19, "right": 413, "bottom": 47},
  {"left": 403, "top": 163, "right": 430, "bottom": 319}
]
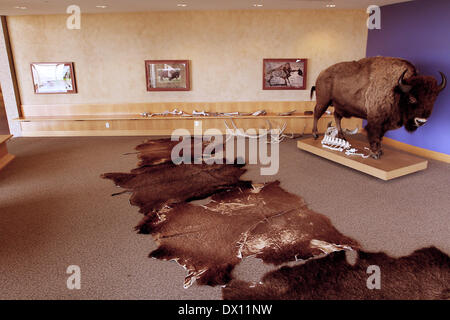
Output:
[
  {"left": 145, "top": 60, "right": 190, "bottom": 91},
  {"left": 263, "top": 58, "right": 307, "bottom": 90}
]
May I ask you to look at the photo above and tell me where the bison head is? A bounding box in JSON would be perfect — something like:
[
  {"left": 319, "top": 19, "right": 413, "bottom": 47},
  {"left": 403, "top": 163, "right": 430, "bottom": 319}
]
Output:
[{"left": 398, "top": 70, "right": 447, "bottom": 132}]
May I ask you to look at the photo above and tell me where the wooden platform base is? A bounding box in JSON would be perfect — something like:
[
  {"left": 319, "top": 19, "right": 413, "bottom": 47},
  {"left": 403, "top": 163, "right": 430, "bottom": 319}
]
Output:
[
  {"left": 297, "top": 137, "right": 428, "bottom": 180},
  {"left": 0, "top": 135, "right": 15, "bottom": 171}
]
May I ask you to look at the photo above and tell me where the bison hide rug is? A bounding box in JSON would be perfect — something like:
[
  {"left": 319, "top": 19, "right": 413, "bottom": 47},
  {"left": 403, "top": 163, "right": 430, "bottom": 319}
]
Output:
[
  {"left": 222, "top": 247, "right": 450, "bottom": 300},
  {"left": 102, "top": 138, "right": 449, "bottom": 298}
]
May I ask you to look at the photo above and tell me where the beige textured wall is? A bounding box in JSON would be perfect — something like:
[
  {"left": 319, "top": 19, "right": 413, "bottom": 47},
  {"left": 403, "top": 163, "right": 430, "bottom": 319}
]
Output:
[
  {"left": 0, "top": 17, "right": 21, "bottom": 136},
  {"left": 7, "top": 10, "right": 368, "bottom": 106}
]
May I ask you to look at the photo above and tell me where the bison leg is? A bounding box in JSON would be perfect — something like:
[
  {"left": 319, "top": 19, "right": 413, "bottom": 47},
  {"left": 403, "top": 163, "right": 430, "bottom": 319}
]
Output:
[
  {"left": 286, "top": 76, "right": 291, "bottom": 87},
  {"left": 365, "top": 123, "right": 384, "bottom": 159},
  {"left": 312, "top": 102, "right": 331, "bottom": 139},
  {"left": 333, "top": 111, "right": 345, "bottom": 140}
]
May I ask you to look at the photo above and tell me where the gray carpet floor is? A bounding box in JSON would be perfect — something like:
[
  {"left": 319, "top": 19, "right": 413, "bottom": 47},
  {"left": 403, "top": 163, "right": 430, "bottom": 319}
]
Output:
[{"left": 0, "top": 136, "right": 449, "bottom": 299}]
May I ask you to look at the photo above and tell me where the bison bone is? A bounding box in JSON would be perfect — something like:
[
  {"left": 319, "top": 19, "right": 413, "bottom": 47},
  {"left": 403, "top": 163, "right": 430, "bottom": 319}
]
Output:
[
  {"left": 251, "top": 110, "right": 267, "bottom": 116},
  {"left": 221, "top": 112, "right": 240, "bottom": 117},
  {"left": 140, "top": 109, "right": 184, "bottom": 117},
  {"left": 345, "top": 148, "right": 370, "bottom": 159},
  {"left": 192, "top": 110, "right": 209, "bottom": 116},
  {"left": 321, "top": 126, "right": 370, "bottom": 158},
  {"left": 224, "top": 120, "right": 293, "bottom": 144},
  {"left": 321, "top": 128, "right": 351, "bottom": 150},
  {"left": 224, "top": 119, "right": 270, "bottom": 140},
  {"left": 322, "top": 145, "right": 344, "bottom": 152},
  {"left": 278, "top": 110, "right": 297, "bottom": 116},
  {"left": 267, "top": 121, "right": 294, "bottom": 143}
]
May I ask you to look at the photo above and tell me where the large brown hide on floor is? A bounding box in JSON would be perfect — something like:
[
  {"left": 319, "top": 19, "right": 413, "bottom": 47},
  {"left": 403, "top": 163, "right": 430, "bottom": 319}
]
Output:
[
  {"left": 102, "top": 162, "right": 249, "bottom": 216},
  {"left": 102, "top": 138, "right": 248, "bottom": 216},
  {"left": 147, "top": 181, "right": 358, "bottom": 287},
  {"left": 134, "top": 138, "right": 208, "bottom": 166},
  {"left": 102, "top": 139, "right": 358, "bottom": 287},
  {"left": 222, "top": 247, "right": 450, "bottom": 300}
]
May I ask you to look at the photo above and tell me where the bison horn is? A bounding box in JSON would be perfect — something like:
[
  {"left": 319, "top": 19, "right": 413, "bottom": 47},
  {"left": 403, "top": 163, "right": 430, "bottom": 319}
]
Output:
[
  {"left": 438, "top": 71, "right": 447, "bottom": 93},
  {"left": 398, "top": 70, "right": 412, "bottom": 93}
]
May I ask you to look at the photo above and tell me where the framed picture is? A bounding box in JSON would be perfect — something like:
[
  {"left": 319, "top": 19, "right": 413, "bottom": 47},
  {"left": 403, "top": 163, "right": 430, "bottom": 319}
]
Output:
[
  {"left": 30, "top": 62, "right": 77, "bottom": 94},
  {"left": 145, "top": 60, "right": 190, "bottom": 91},
  {"left": 263, "top": 59, "right": 307, "bottom": 90}
]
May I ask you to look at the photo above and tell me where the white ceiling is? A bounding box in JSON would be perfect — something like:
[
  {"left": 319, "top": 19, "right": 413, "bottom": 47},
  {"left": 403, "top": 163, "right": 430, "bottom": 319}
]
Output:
[{"left": 0, "top": 0, "right": 412, "bottom": 16}]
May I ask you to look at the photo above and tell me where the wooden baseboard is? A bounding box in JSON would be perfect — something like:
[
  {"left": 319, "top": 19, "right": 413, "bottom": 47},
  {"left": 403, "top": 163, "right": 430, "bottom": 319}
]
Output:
[
  {"left": 0, "top": 134, "right": 14, "bottom": 171},
  {"left": 0, "top": 153, "right": 15, "bottom": 170},
  {"left": 382, "top": 137, "right": 450, "bottom": 164}
]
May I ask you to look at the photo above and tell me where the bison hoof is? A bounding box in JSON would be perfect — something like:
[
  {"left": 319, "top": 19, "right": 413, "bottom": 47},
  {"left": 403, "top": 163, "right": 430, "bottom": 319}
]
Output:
[{"left": 369, "top": 150, "right": 383, "bottom": 160}]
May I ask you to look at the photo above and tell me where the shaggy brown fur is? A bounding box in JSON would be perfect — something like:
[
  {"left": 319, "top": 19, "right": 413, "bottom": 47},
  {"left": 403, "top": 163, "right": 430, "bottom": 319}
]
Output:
[
  {"left": 102, "top": 161, "right": 249, "bottom": 218},
  {"left": 103, "top": 139, "right": 359, "bottom": 288},
  {"left": 222, "top": 247, "right": 450, "bottom": 300},
  {"left": 103, "top": 138, "right": 247, "bottom": 219},
  {"left": 311, "top": 56, "right": 446, "bottom": 159},
  {"left": 145, "top": 181, "right": 358, "bottom": 287},
  {"left": 135, "top": 138, "right": 214, "bottom": 167},
  {"left": 103, "top": 139, "right": 448, "bottom": 297}
]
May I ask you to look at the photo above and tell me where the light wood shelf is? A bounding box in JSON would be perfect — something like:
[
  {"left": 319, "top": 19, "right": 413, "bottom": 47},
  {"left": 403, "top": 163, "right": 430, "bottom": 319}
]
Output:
[
  {"left": 14, "top": 113, "right": 333, "bottom": 122},
  {"left": 0, "top": 134, "right": 14, "bottom": 171},
  {"left": 15, "top": 101, "right": 363, "bottom": 137},
  {"left": 0, "top": 134, "right": 12, "bottom": 144}
]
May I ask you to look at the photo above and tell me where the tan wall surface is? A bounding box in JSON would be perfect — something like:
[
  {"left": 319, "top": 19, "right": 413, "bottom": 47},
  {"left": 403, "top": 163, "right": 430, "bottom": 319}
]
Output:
[{"left": 7, "top": 10, "right": 368, "bottom": 107}]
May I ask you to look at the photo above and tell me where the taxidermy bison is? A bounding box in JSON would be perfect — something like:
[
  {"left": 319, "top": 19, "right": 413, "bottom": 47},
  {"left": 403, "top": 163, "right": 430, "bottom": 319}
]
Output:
[{"left": 311, "top": 57, "right": 446, "bottom": 159}]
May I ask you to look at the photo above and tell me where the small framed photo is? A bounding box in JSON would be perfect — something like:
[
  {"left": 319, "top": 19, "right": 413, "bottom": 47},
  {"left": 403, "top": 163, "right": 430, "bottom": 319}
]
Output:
[
  {"left": 145, "top": 60, "right": 190, "bottom": 91},
  {"left": 31, "top": 62, "right": 77, "bottom": 94},
  {"left": 263, "top": 59, "right": 307, "bottom": 90}
]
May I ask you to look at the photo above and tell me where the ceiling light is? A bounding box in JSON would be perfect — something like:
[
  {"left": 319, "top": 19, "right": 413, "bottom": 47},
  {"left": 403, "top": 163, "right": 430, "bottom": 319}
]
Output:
[
  {"left": 326, "top": 4, "right": 336, "bottom": 8},
  {"left": 177, "top": 3, "right": 188, "bottom": 7},
  {"left": 14, "top": 6, "right": 27, "bottom": 10},
  {"left": 96, "top": 5, "right": 108, "bottom": 9},
  {"left": 253, "top": 4, "right": 263, "bottom": 7}
]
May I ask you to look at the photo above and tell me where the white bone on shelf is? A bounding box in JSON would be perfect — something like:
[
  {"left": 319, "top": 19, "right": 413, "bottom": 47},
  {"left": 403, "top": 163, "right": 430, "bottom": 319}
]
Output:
[{"left": 14, "top": 102, "right": 363, "bottom": 137}]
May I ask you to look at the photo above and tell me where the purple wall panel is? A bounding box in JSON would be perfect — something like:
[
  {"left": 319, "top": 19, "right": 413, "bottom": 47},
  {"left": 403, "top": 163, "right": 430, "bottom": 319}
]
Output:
[{"left": 366, "top": 0, "right": 450, "bottom": 154}]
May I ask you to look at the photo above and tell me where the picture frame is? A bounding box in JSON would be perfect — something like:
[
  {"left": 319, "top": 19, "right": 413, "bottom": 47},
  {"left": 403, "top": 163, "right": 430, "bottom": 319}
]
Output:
[
  {"left": 30, "top": 62, "right": 77, "bottom": 94},
  {"left": 145, "top": 60, "right": 190, "bottom": 91},
  {"left": 263, "top": 58, "right": 307, "bottom": 90}
]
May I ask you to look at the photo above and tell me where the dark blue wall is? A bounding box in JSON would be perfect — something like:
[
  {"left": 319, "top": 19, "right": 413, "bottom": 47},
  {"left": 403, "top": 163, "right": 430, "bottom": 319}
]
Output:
[{"left": 366, "top": 0, "right": 450, "bottom": 154}]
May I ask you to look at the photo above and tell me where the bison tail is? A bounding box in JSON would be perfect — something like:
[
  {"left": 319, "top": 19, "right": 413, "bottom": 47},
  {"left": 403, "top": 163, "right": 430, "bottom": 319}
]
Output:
[{"left": 310, "top": 86, "right": 316, "bottom": 100}]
